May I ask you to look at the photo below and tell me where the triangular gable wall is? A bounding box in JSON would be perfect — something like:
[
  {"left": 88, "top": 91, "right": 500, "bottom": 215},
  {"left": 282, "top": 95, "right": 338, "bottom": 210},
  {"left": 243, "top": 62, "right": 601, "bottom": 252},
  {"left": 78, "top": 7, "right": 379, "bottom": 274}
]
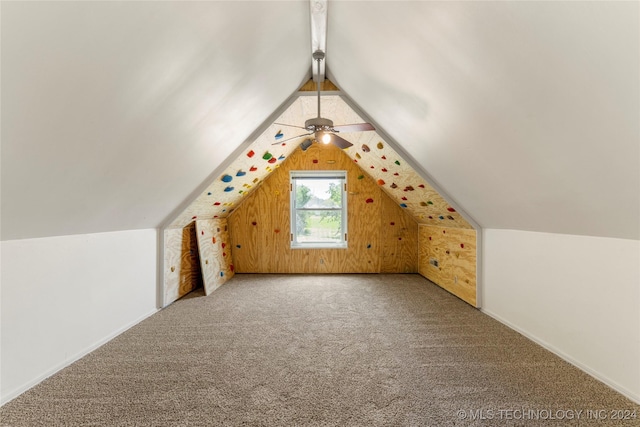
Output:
[{"left": 163, "top": 80, "right": 478, "bottom": 307}]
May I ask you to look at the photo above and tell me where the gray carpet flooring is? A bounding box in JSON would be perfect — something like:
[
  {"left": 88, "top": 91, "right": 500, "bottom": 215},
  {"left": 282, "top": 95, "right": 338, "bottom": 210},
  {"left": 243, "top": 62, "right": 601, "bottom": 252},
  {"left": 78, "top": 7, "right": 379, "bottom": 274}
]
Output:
[{"left": 1, "top": 274, "right": 638, "bottom": 426}]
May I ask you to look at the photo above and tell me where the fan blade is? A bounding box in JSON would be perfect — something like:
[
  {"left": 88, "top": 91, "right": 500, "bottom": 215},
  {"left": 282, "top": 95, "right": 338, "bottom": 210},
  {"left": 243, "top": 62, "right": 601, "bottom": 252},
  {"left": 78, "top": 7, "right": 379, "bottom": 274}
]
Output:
[
  {"left": 332, "top": 123, "right": 375, "bottom": 133},
  {"left": 271, "top": 132, "right": 313, "bottom": 145},
  {"left": 274, "top": 122, "right": 307, "bottom": 130},
  {"left": 330, "top": 133, "right": 354, "bottom": 149}
]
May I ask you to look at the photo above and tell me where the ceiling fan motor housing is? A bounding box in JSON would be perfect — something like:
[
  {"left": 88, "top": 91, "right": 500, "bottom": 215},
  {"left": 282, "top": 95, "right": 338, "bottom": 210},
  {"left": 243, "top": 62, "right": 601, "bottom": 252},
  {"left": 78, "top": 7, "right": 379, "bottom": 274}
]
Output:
[{"left": 305, "top": 117, "right": 334, "bottom": 132}]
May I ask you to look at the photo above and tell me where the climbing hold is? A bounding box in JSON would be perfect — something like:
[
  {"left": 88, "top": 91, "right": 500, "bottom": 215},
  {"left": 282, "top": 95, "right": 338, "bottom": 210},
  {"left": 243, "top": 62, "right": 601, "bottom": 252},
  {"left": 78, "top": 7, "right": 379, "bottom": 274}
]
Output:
[
  {"left": 224, "top": 186, "right": 234, "bottom": 192},
  {"left": 427, "top": 201, "right": 434, "bottom": 205},
  {"left": 212, "top": 237, "right": 217, "bottom": 244},
  {"left": 192, "top": 216, "right": 197, "bottom": 220},
  {"left": 252, "top": 221, "right": 257, "bottom": 226},
  {"left": 250, "top": 166, "right": 258, "bottom": 172},
  {"left": 266, "top": 167, "right": 272, "bottom": 172},
  {"left": 400, "top": 203, "right": 407, "bottom": 208},
  {"left": 395, "top": 160, "right": 401, "bottom": 165},
  {"left": 398, "top": 237, "right": 402, "bottom": 241},
  {"left": 366, "top": 198, "right": 374, "bottom": 204},
  {"left": 274, "top": 229, "right": 280, "bottom": 233},
  {"left": 354, "top": 159, "right": 358, "bottom": 163},
  {"left": 377, "top": 179, "right": 385, "bottom": 185},
  {"left": 367, "top": 244, "right": 371, "bottom": 249},
  {"left": 370, "top": 165, "right": 374, "bottom": 169},
  {"left": 381, "top": 168, "right": 388, "bottom": 172},
  {"left": 438, "top": 215, "right": 444, "bottom": 220},
  {"left": 447, "top": 207, "right": 456, "bottom": 212},
  {"left": 170, "top": 266, "right": 175, "bottom": 272},
  {"left": 381, "top": 155, "right": 386, "bottom": 160},
  {"left": 230, "top": 265, "right": 234, "bottom": 272},
  {"left": 214, "top": 202, "right": 221, "bottom": 206},
  {"left": 428, "top": 236, "right": 432, "bottom": 241},
  {"left": 401, "top": 197, "right": 408, "bottom": 201},
  {"left": 447, "top": 215, "right": 455, "bottom": 220},
  {"left": 268, "top": 157, "right": 277, "bottom": 164},
  {"left": 362, "top": 144, "right": 370, "bottom": 152},
  {"left": 278, "top": 155, "right": 285, "bottom": 160},
  {"left": 428, "top": 216, "right": 433, "bottom": 219},
  {"left": 355, "top": 152, "right": 362, "bottom": 159},
  {"left": 220, "top": 271, "right": 224, "bottom": 277},
  {"left": 404, "top": 186, "right": 414, "bottom": 191},
  {"left": 460, "top": 243, "right": 465, "bottom": 249},
  {"left": 390, "top": 222, "right": 395, "bottom": 226},
  {"left": 247, "top": 150, "right": 255, "bottom": 158},
  {"left": 207, "top": 192, "right": 212, "bottom": 196},
  {"left": 442, "top": 230, "right": 446, "bottom": 233},
  {"left": 205, "top": 260, "right": 209, "bottom": 265},
  {"left": 446, "top": 250, "right": 450, "bottom": 255},
  {"left": 393, "top": 172, "right": 399, "bottom": 176},
  {"left": 236, "top": 245, "right": 242, "bottom": 249},
  {"left": 275, "top": 130, "right": 283, "bottom": 140},
  {"left": 390, "top": 183, "right": 398, "bottom": 189},
  {"left": 223, "top": 252, "right": 227, "bottom": 257},
  {"left": 263, "top": 151, "right": 273, "bottom": 160},
  {"left": 253, "top": 178, "right": 259, "bottom": 184},
  {"left": 418, "top": 184, "right": 425, "bottom": 188},
  {"left": 357, "top": 175, "right": 364, "bottom": 180},
  {"left": 221, "top": 243, "right": 226, "bottom": 248},
  {"left": 420, "top": 202, "right": 428, "bottom": 207},
  {"left": 201, "top": 231, "right": 204, "bottom": 235},
  {"left": 236, "top": 170, "right": 246, "bottom": 177},
  {"left": 313, "top": 159, "right": 319, "bottom": 164},
  {"left": 377, "top": 142, "right": 384, "bottom": 149}
]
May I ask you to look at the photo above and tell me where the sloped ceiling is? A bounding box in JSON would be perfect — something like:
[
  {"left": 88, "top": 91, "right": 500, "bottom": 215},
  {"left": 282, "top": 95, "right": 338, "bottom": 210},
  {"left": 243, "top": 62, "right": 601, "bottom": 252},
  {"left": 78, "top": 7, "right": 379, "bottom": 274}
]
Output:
[{"left": 2, "top": 1, "right": 638, "bottom": 241}]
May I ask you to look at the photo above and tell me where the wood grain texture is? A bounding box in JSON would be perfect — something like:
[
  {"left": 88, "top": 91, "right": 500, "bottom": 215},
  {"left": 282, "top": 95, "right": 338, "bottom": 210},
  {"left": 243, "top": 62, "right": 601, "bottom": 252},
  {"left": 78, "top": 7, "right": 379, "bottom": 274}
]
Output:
[
  {"left": 299, "top": 78, "right": 339, "bottom": 92},
  {"left": 195, "top": 219, "right": 235, "bottom": 296},
  {"left": 164, "top": 223, "right": 202, "bottom": 305},
  {"left": 380, "top": 196, "right": 418, "bottom": 273},
  {"left": 418, "top": 225, "right": 477, "bottom": 307},
  {"left": 228, "top": 142, "right": 418, "bottom": 273}
]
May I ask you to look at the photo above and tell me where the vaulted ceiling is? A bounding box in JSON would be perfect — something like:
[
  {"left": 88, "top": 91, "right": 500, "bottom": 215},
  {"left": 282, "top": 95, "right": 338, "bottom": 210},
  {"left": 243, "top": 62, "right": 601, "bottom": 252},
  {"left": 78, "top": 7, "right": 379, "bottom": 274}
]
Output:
[{"left": 2, "top": 1, "right": 638, "bottom": 241}]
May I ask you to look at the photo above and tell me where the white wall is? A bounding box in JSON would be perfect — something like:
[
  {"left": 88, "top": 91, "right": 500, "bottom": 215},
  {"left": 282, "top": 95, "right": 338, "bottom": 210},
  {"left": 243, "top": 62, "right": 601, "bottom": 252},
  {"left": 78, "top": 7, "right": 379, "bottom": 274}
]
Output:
[
  {"left": 1, "top": 229, "right": 159, "bottom": 404},
  {"left": 483, "top": 229, "right": 640, "bottom": 403}
]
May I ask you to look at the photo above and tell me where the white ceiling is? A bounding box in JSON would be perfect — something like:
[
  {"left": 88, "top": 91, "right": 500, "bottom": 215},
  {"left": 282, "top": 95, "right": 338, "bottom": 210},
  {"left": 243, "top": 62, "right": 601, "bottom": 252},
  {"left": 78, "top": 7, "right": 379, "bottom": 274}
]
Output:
[{"left": 2, "top": 1, "right": 638, "bottom": 241}]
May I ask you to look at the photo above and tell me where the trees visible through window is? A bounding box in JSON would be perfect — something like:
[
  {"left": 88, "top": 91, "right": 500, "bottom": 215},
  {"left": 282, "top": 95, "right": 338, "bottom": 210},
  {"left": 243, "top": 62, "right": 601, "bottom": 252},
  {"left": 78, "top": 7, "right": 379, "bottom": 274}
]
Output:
[{"left": 290, "top": 171, "right": 347, "bottom": 248}]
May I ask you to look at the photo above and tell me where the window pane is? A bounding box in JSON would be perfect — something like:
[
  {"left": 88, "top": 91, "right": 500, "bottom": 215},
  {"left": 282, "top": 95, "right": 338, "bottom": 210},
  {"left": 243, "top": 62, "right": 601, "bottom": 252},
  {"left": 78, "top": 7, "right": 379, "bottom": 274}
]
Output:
[
  {"left": 295, "top": 178, "right": 342, "bottom": 209},
  {"left": 295, "top": 210, "right": 342, "bottom": 243}
]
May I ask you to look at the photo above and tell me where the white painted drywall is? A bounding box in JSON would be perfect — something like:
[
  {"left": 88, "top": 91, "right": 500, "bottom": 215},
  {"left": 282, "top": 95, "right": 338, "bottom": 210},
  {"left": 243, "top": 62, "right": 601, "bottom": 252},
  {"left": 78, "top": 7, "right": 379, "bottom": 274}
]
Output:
[
  {"left": 0, "top": 229, "right": 158, "bottom": 404},
  {"left": 483, "top": 229, "right": 640, "bottom": 403}
]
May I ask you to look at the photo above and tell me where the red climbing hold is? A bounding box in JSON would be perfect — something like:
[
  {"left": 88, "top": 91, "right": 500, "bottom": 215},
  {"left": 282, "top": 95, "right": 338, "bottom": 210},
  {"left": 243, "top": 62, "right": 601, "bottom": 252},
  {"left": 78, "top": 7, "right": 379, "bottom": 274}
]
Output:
[
  {"left": 221, "top": 243, "right": 226, "bottom": 248},
  {"left": 447, "top": 207, "right": 456, "bottom": 212},
  {"left": 313, "top": 159, "right": 319, "bottom": 164},
  {"left": 247, "top": 150, "right": 255, "bottom": 158},
  {"left": 418, "top": 184, "right": 425, "bottom": 188},
  {"left": 366, "top": 198, "right": 374, "bottom": 204},
  {"left": 381, "top": 168, "right": 388, "bottom": 172},
  {"left": 390, "top": 222, "right": 395, "bottom": 226},
  {"left": 268, "top": 157, "right": 277, "bottom": 164},
  {"left": 401, "top": 197, "right": 408, "bottom": 201},
  {"left": 394, "top": 173, "right": 399, "bottom": 176},
  {"left": 252, "top": 221, "right": 257, "bottom": 226},
  {"left": 460, "top": 243, "right": 465, "bottom": 248},
  {"left": 250, "top": 166, "right": 258, "bottom": 172},
  {"left": 214, "top": 202, "right": 221, "bottom": 206}
]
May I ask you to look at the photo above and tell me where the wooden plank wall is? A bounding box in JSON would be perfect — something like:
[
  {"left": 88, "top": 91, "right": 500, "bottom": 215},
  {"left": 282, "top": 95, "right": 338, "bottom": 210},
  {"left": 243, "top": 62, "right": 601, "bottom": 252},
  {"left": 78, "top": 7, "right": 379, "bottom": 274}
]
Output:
[
  {"left": 418, "top": 225, "right": 477, "bottom": 307},
  {"left": 228, "top": 143, "right": 418, "bottom": 273},
  {"left": 164, "top": 223, "right": 202, "bottom": 305},
  {"left": 195, "top": 219, "right": 235, "bottom": 295}
]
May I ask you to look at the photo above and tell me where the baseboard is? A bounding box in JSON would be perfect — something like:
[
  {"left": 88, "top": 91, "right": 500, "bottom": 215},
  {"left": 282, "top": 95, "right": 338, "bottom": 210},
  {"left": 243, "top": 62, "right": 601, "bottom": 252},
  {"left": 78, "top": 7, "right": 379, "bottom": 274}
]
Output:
[
  {"left": 481, "top": 308, "right": 640, "bottom": 405},
  {"left": 1, "top": 308, "right": 159, "bottom": 406}
]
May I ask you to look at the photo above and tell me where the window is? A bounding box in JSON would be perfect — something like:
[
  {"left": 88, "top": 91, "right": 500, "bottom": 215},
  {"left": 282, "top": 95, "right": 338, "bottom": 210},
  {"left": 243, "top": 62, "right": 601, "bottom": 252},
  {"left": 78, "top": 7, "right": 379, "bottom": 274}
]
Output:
[{"left": 290, "top": 171, "right": 347, "bottom": 249}]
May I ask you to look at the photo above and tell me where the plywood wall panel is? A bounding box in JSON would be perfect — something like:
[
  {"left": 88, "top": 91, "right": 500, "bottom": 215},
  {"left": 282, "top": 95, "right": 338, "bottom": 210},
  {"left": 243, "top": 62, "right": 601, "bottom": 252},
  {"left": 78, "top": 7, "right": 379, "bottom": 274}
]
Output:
[
  {"left": 228, "top": 142, "right": 415, "bottom": 273},
  {"left": 164, "top": 223, "right": 202, "bottom": 305},
  {"left": 418, "top": 225, "right": 477, "bottom": 306},
  {"left": 380, "top": 196, "right": 419, "bottom": 273},
  {"left": 195, "top": 219, "right": 234, "bottom": 296}
]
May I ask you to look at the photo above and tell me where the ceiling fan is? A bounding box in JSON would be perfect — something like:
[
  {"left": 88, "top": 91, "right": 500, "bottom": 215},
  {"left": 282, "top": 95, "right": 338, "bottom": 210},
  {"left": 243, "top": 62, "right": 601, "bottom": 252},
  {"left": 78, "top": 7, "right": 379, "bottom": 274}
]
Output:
[{"left": 272, "top": 50, "right": 375, "bottom": 149}]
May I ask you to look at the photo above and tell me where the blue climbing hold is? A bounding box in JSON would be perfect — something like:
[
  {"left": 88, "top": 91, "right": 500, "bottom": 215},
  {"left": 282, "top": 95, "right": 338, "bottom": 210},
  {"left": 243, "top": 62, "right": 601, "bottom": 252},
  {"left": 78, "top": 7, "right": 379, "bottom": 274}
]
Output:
[
  {"left": 400, "top": 203, "right": 407, "bottom": 208},
  {"left": 224, "top": 186, "right": 234, "bottom": 192},
  {"left": 221, "top": 175, "right": 233, "bottom": 182},
  {"left": 236, "top": 170, "right": 246, "bottom": 177}
]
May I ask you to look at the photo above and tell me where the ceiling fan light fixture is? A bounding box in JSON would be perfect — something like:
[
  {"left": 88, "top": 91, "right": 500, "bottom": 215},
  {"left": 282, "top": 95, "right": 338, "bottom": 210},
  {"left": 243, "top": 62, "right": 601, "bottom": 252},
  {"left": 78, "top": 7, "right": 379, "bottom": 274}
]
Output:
[{"left": 321, "top": 132, "right": 332, "bottom": 144}]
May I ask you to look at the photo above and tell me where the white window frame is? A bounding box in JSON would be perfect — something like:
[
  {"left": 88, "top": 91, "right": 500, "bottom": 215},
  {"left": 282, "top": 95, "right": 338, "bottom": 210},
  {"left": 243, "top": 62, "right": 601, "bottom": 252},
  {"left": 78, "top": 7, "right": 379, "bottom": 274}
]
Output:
[{"left": 290, "top": 170, "right": 347, "bottom": 249}]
